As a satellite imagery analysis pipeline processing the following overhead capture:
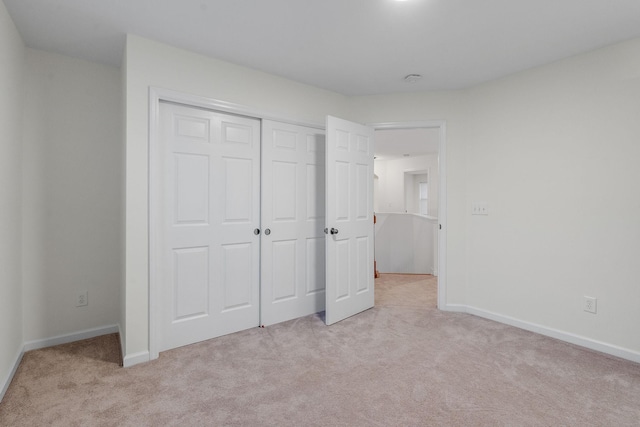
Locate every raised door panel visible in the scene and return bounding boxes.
[271,240,297,301]
[272,161,298,222]
[222,157,253,223]
[306,237,325,295]
[221,243,254,311]
[174,154,210,225]
[172,247,209,320]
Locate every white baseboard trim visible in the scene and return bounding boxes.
[440,303,468,313]
[0,347,24,403]
[2,325,121,403]
[23,324,119,352]
[462,305,640,364]
[123,351,150,368]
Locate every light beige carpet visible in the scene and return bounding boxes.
[2,274,640,426]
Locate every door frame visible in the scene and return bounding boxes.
[148,88,323,360]
[370,121,447,310]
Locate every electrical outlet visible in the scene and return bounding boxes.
[584,296,597,314]
[76,291,88,307]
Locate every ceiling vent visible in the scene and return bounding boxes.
[404,74,422,83]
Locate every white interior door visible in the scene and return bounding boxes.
[260,120,326,325]
[159,102,260,351]
[325,116,375,325]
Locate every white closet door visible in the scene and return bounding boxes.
[159,102,260,351]
[325,116,375,325]
[260,120,326,325]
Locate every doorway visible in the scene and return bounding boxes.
[371,122,447,310]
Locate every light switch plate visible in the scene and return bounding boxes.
[472,202,489,215]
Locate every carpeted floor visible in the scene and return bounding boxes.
[1,274,640,426]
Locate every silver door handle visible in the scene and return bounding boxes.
[254,228,260,235]
[330,228,339,235]
[264,228,271,236]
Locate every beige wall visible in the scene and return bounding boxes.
[0,0,25,399]
[21,49,122,343]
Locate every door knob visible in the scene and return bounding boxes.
[264,228,271,235]
[330,228,339,235]
[254,228,260,235]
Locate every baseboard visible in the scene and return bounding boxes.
[0,347,24,403]
[22,324,119,352]
[19,324,148,369]
[2,324,121,402]
[440,303,468,313]
[463,305,640,364]
[123,350,150,368]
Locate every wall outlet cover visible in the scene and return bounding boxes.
[584,296,597,314]
[76,290,88,307]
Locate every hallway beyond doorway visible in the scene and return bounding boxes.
[375,273,437,309]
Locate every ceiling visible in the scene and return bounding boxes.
[5,0,640,96]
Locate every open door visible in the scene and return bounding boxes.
[325,116,375,325]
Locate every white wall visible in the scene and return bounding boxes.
[462,38,640,354]
[21,49,122,343]
[0,0,24,400]
[404,173,427,215]
[375,213,437,274]
[374,154,439,215]
[124,35,350,363]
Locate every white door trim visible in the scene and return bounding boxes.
[149,87,327,360]
[369,121,448,310]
